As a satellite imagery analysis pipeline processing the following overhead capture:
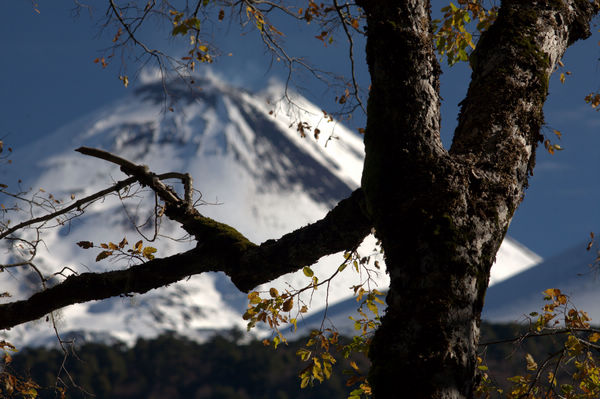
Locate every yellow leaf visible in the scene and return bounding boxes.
[525,353,538,371]
[300,376,310,389]
[589,332,600,343]
[119,75,129,88]
[323,360,332,379]
[367,300,379,315]
[560,72,565,84]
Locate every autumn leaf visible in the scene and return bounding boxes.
[282,297,293,312]
[525,353,538,371]
[96,250,112,262]
[589,332,600,343]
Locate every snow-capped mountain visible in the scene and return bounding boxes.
[0,70,540,347]
[483,241,600,323]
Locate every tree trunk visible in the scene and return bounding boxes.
[358,1,598,398]
[1,1,599,397]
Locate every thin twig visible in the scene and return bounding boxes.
[0,177,137,240]
[333,0,366,114]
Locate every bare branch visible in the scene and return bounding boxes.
[0,176,137,240]
[76,146,185,208]
[332,0,366,114]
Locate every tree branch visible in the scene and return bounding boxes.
[0,146,372,330]
[234,188,371,291]
[451,0,599,172]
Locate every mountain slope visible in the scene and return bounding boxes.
[0,71,539,347]
[483,241,600,323]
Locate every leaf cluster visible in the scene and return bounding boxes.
[0,341,42,399]
[476,289,600,399]
[432,0,497,66]
[76,238,158,263]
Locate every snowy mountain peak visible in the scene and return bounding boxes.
[1,72,539,347]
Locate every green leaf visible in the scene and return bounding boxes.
[302,266,314,277]
[248,291,261,304]
[172,24,189,36]
[142,246,157,260]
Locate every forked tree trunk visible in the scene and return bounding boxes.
[0,1,598,397]
[357,1,598,397]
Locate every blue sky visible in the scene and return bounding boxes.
[1,1,599,259]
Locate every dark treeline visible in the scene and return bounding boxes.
[5,323,577,398]
[8,329,368,399]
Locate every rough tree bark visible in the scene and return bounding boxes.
[1,1,599,399]
[357,0,599,398]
